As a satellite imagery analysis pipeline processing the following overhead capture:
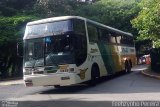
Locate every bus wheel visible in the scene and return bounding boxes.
[90,64,100,86]
[125,60,131,73]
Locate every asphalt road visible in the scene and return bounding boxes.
[1,66,160,107]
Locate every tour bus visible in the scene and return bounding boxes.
[23,16,136,87]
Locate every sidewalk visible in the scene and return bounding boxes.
[131,64,149,72]
[141,68,160,79]
[0,77,24,86]
[132,64,160,79]
[0,77,22,81]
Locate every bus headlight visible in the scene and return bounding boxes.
[69,68,75,73]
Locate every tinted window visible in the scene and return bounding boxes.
[87,23,98,42]
[98,28,110,42]
[25,20,72,39]
[116,35,121,44]
[109,33,116,43]
[45,35,75,66]
[74,34,87,66]
[73,19,86,35]
[98,28,117,44]
[24,38,44,67]
[72,19,87,66]
[120,35,134,46]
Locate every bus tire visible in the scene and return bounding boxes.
[125,60,131,73]
[129,59,132,68]
[90,64,100,86]
[54,85,61,88]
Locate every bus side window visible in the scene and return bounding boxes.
[109,34,116,43]
[129,37,134,46]
[73,19,86,36]
[98,28,110,43]
[87,23,98,42]
[97,28,104,41]
[116,35,121,44]
[120,35,125,44]
[74,34,87,66]
[109,32,116,44]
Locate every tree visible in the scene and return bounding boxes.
[76,0,140,35]
[0,0,142,78]
[0,15,37,78]
[34,0,86,17]
[0,15,37,44]
[132,0,160,47]
[0,0,36,16]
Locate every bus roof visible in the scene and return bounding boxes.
[27,16,133,37]
[86,19,133,37]
[27,16,85,26]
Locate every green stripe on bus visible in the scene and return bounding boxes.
[97,42,115,74]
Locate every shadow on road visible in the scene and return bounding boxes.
[38,70,160,94]
[40,71,130,94]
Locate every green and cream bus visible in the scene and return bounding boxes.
[23,16,136,87]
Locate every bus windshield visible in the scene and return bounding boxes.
[24,38,44,67]
[24,34,76,68]
[24,19,87,68]
[45,35,75,66]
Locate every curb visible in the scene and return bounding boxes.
[0,77,23,86]
[0,79,24,86]
[0,77,22,82]
[141,70,160,79]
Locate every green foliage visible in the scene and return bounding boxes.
[76,0,140,35]
[0,0,36,16]
[0,15,38,45]
[32,0,141,36]
[0,15,38,78]
[0,0,146,78]
[34,0,85,17]
[132,0,160,47]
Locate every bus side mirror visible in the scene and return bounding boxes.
[17,42,23,57]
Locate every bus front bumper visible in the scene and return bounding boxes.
[24,73,80,87]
